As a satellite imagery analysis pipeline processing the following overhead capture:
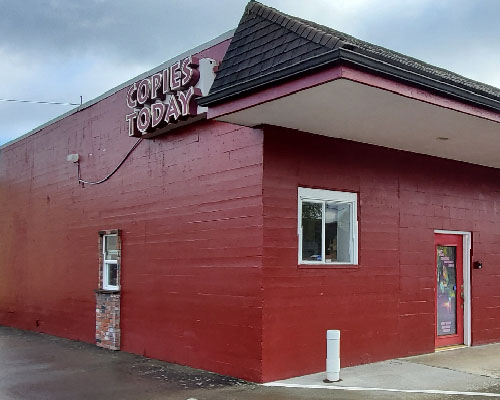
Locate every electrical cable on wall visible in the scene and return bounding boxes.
[77,138,143,185]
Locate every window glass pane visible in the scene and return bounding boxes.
[105,235,117,252]
[106,263,118,288]
[325,202,352,263]
[301,202,323,261]
[104,235,118,260]
[437,246,457,336]
[105,252,118,261]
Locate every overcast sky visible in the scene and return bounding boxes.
[1,0,499,147]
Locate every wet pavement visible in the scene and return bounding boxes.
[1,325,500,399]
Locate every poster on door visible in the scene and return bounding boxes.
[437,246,457,336]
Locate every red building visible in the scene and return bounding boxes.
[1,1,500,383]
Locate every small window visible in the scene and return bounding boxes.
[298,188,358,265]
[102,233,120,290]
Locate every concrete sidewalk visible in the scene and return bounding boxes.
[266,344,500,397]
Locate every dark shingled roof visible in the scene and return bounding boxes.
[199,1,500,111]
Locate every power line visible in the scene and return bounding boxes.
[0,98,81,106]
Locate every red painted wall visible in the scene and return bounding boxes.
[0,38,268,381]
[261,126,500,381]
[0,102,264,380]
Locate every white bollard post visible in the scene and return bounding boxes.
[326,330,341,382]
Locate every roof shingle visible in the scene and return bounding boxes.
[201,1,500,110]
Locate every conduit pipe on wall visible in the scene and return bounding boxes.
[326,330,341,382]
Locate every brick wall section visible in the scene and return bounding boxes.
[95,292,120,350]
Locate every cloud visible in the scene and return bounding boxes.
[0,0,243,64]
[0,0,247,145]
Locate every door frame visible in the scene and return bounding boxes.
[434,230,471,347]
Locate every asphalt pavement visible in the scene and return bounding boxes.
[1,325,499,399]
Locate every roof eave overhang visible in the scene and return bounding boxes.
[199,48,500,113]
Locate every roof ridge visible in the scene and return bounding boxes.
[246,2,500,98]
[246,1,343,49]
[202,2,500,107]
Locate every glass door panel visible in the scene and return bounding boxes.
[436,245,457,336]
[435,233,464,348]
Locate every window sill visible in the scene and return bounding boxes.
[298,264,360,270]
[94,289,121,294]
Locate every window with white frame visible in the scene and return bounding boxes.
[102,234,120,290]
[298,188,358,265]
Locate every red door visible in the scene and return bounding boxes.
[435,234,464,348]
